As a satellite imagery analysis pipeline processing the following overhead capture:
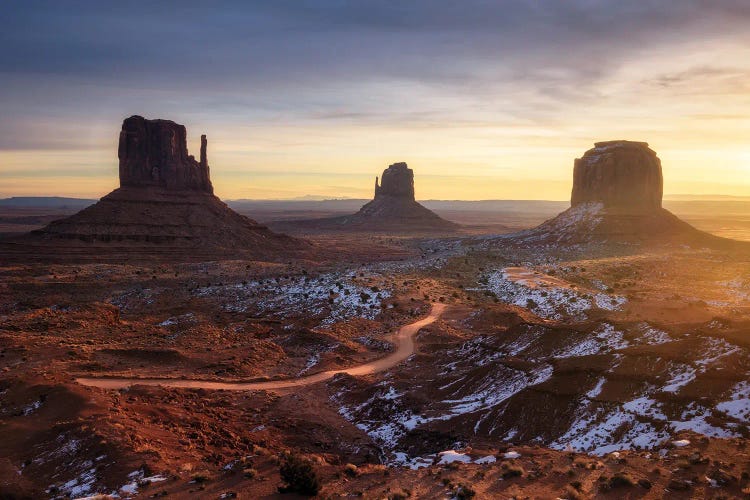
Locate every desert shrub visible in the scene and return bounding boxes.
[344,463,359,477]
[454,483,476,499]
[502,466,524,479]
[191,473,209,483]
[279,454,321,496]
[388,490,411,500]
[561,485,582,500]
[605,473,634,490]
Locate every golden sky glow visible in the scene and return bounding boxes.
[1,2,749,200]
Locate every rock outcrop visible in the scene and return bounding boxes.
[269,162,458,234]
[23,116,310,261]
[571,141,662,213]
[118,116,213,193]
[511,141,721,246]
[338,162,457,231]
[374,162,415,200]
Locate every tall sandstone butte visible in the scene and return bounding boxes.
[118,115,213,193]
[25,116,309,261]
[571,140,663,213]
[512,140,724,246]
[374,162,415,200]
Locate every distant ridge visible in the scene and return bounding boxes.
[663,194,750,201]
[0,197,97,208]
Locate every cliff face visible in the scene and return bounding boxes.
[571,141,662,213]
[118,115,213,193]
[375,162,415,200]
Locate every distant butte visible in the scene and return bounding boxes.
[512,141,728,246]
[268,162,458,234]
[15,116,311,261]
[341,162,458,231]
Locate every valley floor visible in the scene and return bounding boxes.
[2,228,750,498]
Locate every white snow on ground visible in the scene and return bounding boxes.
[335,365,555,464]
[440,335,512,376]
[438,450,472,464]
[55,464,97,498]
[672,403,734,437]
[662,337,740,394]
[662,364,697,393]
[635,323,672,345]
[552,327,750,454]
[478,267,625,321]
[716,381,750,421]
[443,365,553,418]
[480,269,591,320]
[591,279,608,291]
[553,337,600,358]
[594,324,629,351]
[504,328,540,357]
[595,293,628,311]
[392,453,435,469]
[503,451,521,459]
[586,378,606,398]
[695,337,740,366]
[553,323,627,358]
[118,470,168,497]
[109,287,158,310]
[157,313,195,327]
[298,353,320,375]
[22,399,42,416]
[622,397,668,420]
[392,451,497,469]
[554,388,742,455]
[194,273,391,326]
[551,404,670,455]
[512,202,604,243]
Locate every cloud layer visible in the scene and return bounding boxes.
[2,1,750,198]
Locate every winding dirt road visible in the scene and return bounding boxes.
[76,303,446,391]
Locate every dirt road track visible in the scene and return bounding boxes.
[75,303,446,391]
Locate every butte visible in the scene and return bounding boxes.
[278,162,458,233]
[2,116,310,262]
[512,140,739,247]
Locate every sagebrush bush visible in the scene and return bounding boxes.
[279,454,321,496]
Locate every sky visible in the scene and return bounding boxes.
[1,1,750,200]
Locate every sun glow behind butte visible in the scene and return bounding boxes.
[0,2,749,200]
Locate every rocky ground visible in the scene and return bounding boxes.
[2,227,750,498]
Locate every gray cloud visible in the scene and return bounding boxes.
[3,1,750,151]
